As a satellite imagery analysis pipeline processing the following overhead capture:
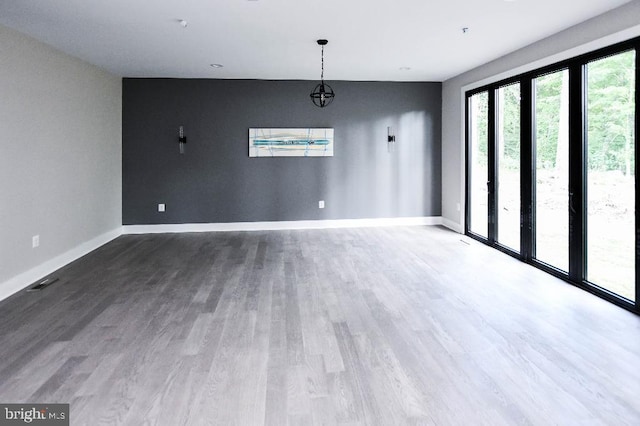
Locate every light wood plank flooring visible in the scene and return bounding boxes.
[1,226,639,425]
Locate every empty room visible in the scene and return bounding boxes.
[1,1,640,425]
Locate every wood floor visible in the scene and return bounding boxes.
[1,226,639,425]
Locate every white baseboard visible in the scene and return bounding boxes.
[0,227,123,303]
[123,216,443,234]
[442,218,464,234]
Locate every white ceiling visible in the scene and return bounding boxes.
[0,0,633,82]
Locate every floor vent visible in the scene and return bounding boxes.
[27,277,59,292]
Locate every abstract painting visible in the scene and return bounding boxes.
[249,128,334,157]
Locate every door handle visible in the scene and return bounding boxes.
[569,192,576,214]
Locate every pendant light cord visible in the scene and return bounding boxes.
[321,45,324,82]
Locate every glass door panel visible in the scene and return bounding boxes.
[586,50,636,300]
[469,92,489,238]
[534,70,569,271]
[496,83,521,251]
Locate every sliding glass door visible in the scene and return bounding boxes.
[533,70,569,271]
[467,84,521,253]
[585,50,636,301]
[496,83,521,252]
[465,38,639,312]
[468,92,489,239]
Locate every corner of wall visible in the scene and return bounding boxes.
[0,227,123,303]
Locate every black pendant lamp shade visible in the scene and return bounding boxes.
[310,39,335,108]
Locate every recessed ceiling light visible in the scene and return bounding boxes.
[399,67,411,71]
[210,64,224,68]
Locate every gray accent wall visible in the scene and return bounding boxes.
[441,1,640,231]
[0,24,122,288]
[123,79,441,224]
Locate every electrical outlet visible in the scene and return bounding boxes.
[32,235,40,248]
[319,200,325,209]
[158,203,166,212]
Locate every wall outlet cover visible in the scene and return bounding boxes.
[319,200,325,209]
[158,204,166,212]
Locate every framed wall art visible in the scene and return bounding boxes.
[249,128,334,157]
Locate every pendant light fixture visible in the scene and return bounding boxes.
[310,39,335,108]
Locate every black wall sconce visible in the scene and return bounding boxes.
[388,126,396,152]
[178,126,187,154]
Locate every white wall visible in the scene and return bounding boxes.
[441,1,640,232]
[0,25,122,298]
